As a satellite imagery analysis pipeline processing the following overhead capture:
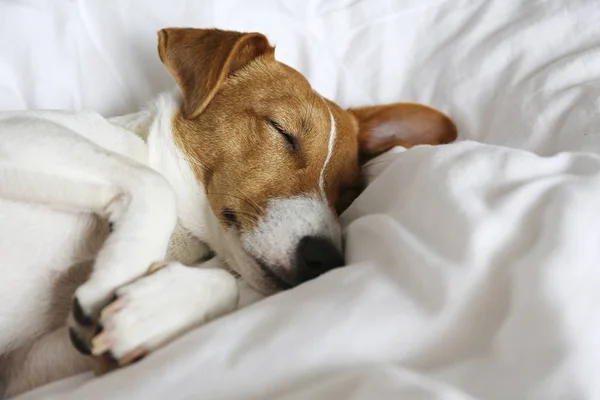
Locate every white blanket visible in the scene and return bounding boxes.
[3,0,600,399]
[15,141,600,399]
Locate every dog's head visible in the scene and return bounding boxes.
[158,28,457,294]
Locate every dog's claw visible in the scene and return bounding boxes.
[91,332,112,356]
[118,347,148,366]
[91,297,125,356]
[100,298,125,319]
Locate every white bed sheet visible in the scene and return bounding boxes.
[2,0,600,399]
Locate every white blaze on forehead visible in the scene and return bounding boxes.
[241,196,341,270]
[318,97,337,197]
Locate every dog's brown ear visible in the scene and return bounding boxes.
[158,28,274,119]
[349,103,458,162]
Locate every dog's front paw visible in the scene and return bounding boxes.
[67,260,173,356]
[88,262,238,366]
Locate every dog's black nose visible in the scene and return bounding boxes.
[296,236,345,282]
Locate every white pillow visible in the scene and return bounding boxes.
[1,0,598,154]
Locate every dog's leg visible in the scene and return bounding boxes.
[0,122,177,352]
[88,257,238,365]
[68,159,176,325]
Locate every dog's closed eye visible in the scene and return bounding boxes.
[222,208,239,228]
[268,119,297,151]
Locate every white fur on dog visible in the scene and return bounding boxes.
[99,260,238,359]
[318,99,337,197]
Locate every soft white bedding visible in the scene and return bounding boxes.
[2,0,600,399]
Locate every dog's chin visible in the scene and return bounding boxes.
[224,249,294,295]
[229,258,294,296]
[215,227,296,295]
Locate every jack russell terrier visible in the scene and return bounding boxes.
[0,28,457,397]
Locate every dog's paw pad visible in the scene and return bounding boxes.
[72,297,93,326]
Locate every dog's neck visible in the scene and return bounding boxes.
[109,92,223,263]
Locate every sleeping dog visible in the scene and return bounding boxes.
[0,28,456,397]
